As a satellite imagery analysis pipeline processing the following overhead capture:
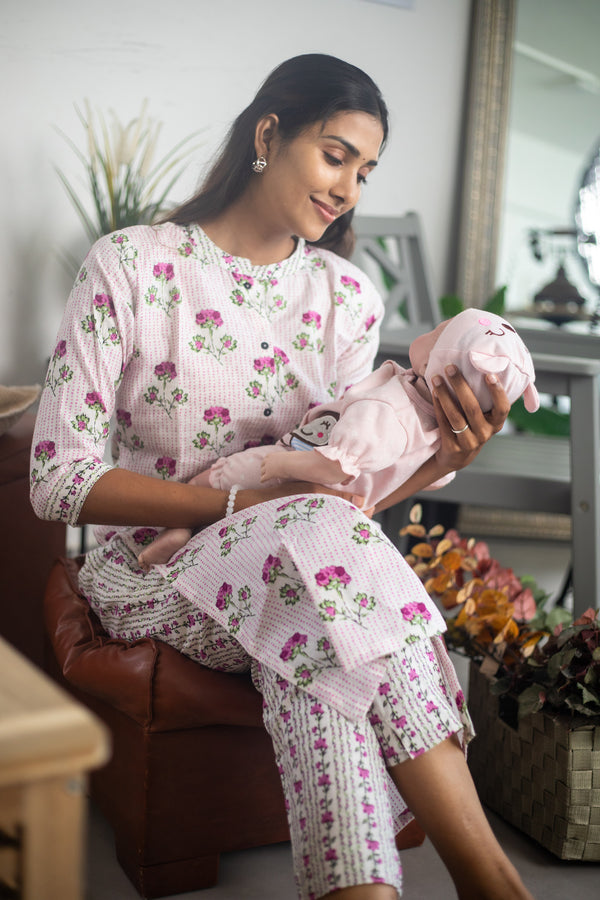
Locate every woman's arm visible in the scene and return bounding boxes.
[78,466,366,527]
[374,366,510,513]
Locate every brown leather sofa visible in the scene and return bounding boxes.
[45,556,425,899]
[45,555,290,898]
[0,413,65,668]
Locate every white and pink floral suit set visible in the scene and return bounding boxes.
[31,224,536,899]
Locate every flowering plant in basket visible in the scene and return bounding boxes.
[401,504,600,722]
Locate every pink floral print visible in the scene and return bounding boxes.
[144,361,188,417]
[189,308,238,363]
[144,262,181,315]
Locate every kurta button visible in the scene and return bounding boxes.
[261,341,269,349]
[264,408,272,416]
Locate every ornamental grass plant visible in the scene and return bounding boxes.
[402,504,600,723]
[56,100,202,246]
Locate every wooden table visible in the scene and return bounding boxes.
[0,637,110,899]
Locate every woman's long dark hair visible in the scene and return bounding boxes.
[164,54,389,258]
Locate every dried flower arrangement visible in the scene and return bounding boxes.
[402,504,600,722]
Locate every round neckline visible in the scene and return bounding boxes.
[191,224,307,277]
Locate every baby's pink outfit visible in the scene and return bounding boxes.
[208,308,540,508]
[209,360,444,508]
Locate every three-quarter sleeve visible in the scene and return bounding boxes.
[30,235,134,524]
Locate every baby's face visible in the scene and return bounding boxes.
[293,413,339,446]
[409,320,450,375]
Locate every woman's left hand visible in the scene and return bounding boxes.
[431,365,510,472]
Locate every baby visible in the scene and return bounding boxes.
[138,308,539,569]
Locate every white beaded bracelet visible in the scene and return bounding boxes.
[226,484,241,517]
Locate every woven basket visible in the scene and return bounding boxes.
[467,661,600,861]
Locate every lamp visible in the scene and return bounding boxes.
[532,262,588,326]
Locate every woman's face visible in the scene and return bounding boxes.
[254,110,384,243]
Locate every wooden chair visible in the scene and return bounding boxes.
[352,214,600,616]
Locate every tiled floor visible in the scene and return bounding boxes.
[84,535,600,899]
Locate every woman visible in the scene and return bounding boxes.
[31,55,534,900]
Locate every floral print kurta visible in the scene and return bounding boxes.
[31,223,448,722]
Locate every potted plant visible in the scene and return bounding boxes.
[401,504,600,861]
[56,101,203,272]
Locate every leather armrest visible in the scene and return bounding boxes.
[44,557,264,732]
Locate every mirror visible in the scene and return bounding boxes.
[457,0,600,336]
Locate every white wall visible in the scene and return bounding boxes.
[0,0,470,385]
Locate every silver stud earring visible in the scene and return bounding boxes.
[252,155,267,174]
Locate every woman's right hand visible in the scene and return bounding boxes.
[431,365,510,473]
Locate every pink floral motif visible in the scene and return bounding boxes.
[155,456,176,478]
[53,339,67,359]
[401,601,432,623]
[280,632,308,661]
[34,440,56,461]
[116,409,131,428]
[254,357,275,374]
[133,527,159,546]
[216,583,232,610]
[195,309,223,327]
[203,406,231,426]
[262,555,283,584]
[154,361,177,381]
[232,270,254,287]
[302,310,322,329]
[153,263,175,281]
[341,275,361,293]
[315,566,352,588]
[85,391,106,412]
[93,293,116,316]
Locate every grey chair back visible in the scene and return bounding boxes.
[352,213,440,333]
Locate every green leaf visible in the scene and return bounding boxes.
[484,285,506,315]
[508,398,570,436]
[547,647,577,682]
[579,684,598,704]
[517,683,545,718]
[545,607,574,632]
[439,294,464,318]
[564,694,600,716]
[489,675,513,695]
[527,610,546,630]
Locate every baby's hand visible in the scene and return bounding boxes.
[261,455,282,482]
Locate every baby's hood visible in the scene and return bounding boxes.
[424,308,540,413]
